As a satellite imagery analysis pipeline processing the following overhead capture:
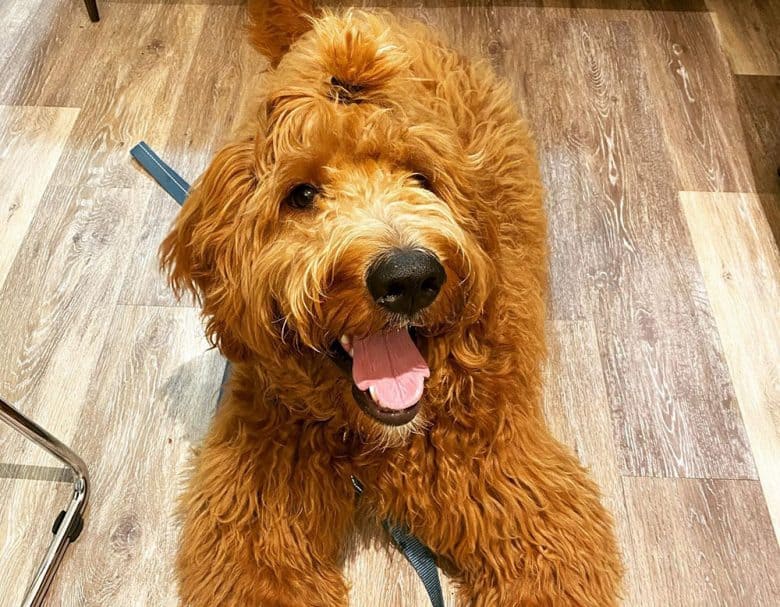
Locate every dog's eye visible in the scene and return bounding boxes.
[411,173,433,191]
[286,184,319,209]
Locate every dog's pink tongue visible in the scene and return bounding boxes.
[352,329,430,410]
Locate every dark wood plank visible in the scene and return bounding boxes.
[623,477,780,606]
[500,9,754,478]
[634,11,755,192]
[734,75,780,243]
[760,192,780,252]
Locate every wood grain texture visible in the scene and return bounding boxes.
[344,527,458,606]
[42,305,223,606]
[634,11,755,192]
[0,0,47,77]
[546,0,706,7]
[0,464,70,482]
[0,0,107,107]
[43,3,207,190]
[542,321,638,604]
[0,478,73,607]
[680,191,780,541]
[114,0,243,5]
[707,0,780,76]
[118,188,194,308]
[330,1,707,9]
[734,75,780,207]
[501,9,754,478]
[119,5,265,307]
[623,477,780,606]
[1,2,778,606]
[0,105,79,289]
[0,186,151,469]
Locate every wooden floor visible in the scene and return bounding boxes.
[1,1,778,605]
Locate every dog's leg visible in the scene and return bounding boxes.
[176,397,354,607]
[392,420,623,607]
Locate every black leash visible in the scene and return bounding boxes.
[131,142,445,607]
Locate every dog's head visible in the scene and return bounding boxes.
[161,11,515,439]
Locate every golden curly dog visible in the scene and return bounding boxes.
[161,1,622,605]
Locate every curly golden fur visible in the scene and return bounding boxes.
[161,1,623,605]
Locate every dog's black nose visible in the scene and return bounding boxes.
[367,249,446,315]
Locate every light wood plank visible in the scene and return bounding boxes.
[331,1,708,9]
[0,464,70,482]
[0,187,152,469]
[0,478,73,607]
[622,477,780,606]
[680,191,780,541]
[0,105,79,289]
[114,0,243,5]
[543,320,637,603]
[39,305,223,605]
[42,3,207,190]
[0,0,47,77]
[0,1,63,104]
[541,0,707,7]
[707,0,780,76]
[120,5,265,307]
[0,0,106,107]
[345,526,458,607]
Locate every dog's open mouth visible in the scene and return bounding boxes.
[329,327,429,426]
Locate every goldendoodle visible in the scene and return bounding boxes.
[161,1,623,605]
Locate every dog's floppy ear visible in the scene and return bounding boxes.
[160,140,258,361]
[247,0,318,66]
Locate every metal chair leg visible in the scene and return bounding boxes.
[83,0,99,23]
[0,397,89,607]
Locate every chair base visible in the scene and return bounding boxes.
[0,397,89,607]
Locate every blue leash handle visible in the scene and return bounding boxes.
[130,142,232,400]
[132,141,446,607]
[131,141,190,205]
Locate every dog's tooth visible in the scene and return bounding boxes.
[369,386,379,403]
[340,334,351,349]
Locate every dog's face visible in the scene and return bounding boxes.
[162,12,498,438]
